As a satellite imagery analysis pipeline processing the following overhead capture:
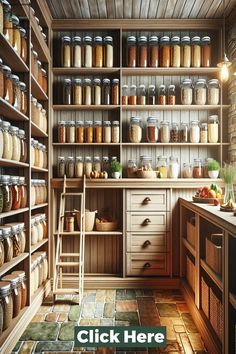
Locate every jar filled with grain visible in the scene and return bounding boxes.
[36,216,43,241]
[72,36,81,67]
[191,36,201,67]
[85,120,93,143]
[0,281,13,331]
[149,36,158,67]
[33,140,39,167]
[138,36,147,67]
[76,120,84,143]
[19,28,27,63]
[94,120,102,143]
[112,78,119,105]
[58,121,66,143]
[0,230,4,267]
[129,117,142,143]
[57,156,65,178]
[103,120,111,143]
[72,78,82,105]
[42,109,47,133]
[181,36,191,67]
[10,125,20,161]
[127,159,138,178]
[41,251,48,282]
[36,102,43,131]
[84,156,92,177]
[3,0,13,45]
[146,117,158,143]
[193,158,203,178]
[104,36,113,67]
[63,78,72,105]
[11,271,27,309]
[0,179,3,214]
[83,36,92,67]
[75,156,83,177]
[61,36,71,67]
[181,79,193,105]
[31,96,37,124]
[19,81,27,115]
[129,84,137,105]
[183,163,193,178]
[1,226,13,262]
[208,79,220,105]
[0,58,4,98]
[94,36,103,67]
[201,36,211,67]
[159,121,170,143]
[156,156,168,178]
[170,123,179,142]
[66,121,75,143]
[200,123,208,143]
[9,223,21,257]
[102,78,110,105]
[122,84,128,105]
[92,78,101,105]
[83,78,92,105]
[1,174,12,213]
[19,177,27,209]
[160,36,170,67]
[41,68,47,94]
[93,156,101,172]
[180,123,188,143]
[12,15,21,56]
[12,75,21,110]
[30,180,35,206]
[137,84,146,105]
[194,79,206,105]
[41,214,47,239]
[127,36,136,67]
[10,176,21,210]
[190,120,200,143]
[159,84,166,105]
[66,156,75,178]
[169,156,179,178]
[171,36,180,67]
[112,121,120,143]
[208,115,219,143]
[2,120,13,160]
[168,84,176,105]
[3,65,13,104]
[38,143,44,168]
[147,84,156,105]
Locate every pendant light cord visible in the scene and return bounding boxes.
[223,0,226,57]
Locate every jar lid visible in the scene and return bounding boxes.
[18,129,25,137]
[76,156,83,161]
[0,175,10,184]
[12,14,20,25]
[58,156,65,160]
[31,97,37,104]
[103,120,111,125]
[111,156,117,160]
[73,36,81,42]
[2,0,11,11]
[94,36,102,42]
[191,120,199,124]
[168,84,175,89]
[10,223,20,233]
[85,156,92,161]
[130,117,141,123]
[19,81,26,90]
[10,176,19,184]
[41,68,47,75]
[37,60,42,66]
[32,50,38,57]
[93,78,101,84]
[83,36,92,42]
[148,84,155,88]
[94,156,100,161]
[19,176,25,184]
[68,120,75,125]
[147,117,157,123]
[2,65,11,73]
[104,36,113,42]
[208,79,219,85]
[0,281,11,295]
[122,84,128,88]
[149,36,158,42]
[31,217,36,226]
[19,28,26,36]
[159,84,166,89]
[103,78,110,84]
[138,36,147,42]
[191,36,201,43]
[112,78,119,84]
[195,78,206,84]
[172,122,179,127]
[160,36,170,42]
[0,226,12,236]
[160,121,169,125]
[59,120,66,125]
[12,270,26,281]
[170,156,178,161]
[94,120,102,125]
[181,79,192,84]
[83,78,91,84]
[34,16,40,24]
[130,84,137,88]
[181,122,188,127]
[112,120,119,125]
[194,158,202,162]
[127,36,136,42]
[64,78,71,84]
[171,36,180,42]
[76,120,84,126]
[181,36,190,43]
[85,120,93,125]
[11,74,20,82]
[157,155,167,160]
[73,78,82,84]
[10,125,19,134]
[201,122,208,127]
[140,155,152,160]
[67,156,74,160]
[62,36,71,42]
[17,222,25,231]
[201,36,211,42]
[209,115,219,122]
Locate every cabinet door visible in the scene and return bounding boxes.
[126,189,170,212]
[126,253,169,276]
[126,212,169,232]
[126,232,169,252]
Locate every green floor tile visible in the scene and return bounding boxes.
[12,341,23,353]
[68,305,81,321]
[34,341,74,353]
[58,322,77,341]
[20,323,59,341]
[115,312,139,325]
[116,289,126,300]
[156,303,180,317]
[126,289,136,300]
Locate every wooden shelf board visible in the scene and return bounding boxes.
[53,143,120,146]
[53,67,120,74]
[229,292,236,310]
[122,67,220,75]
[182,238,196,257]
[0,33,29,72]
[0,98,29,122]
[122,142,222,146]
[54,231,122,236]
[0,253,29,277]
[31,166,48,173]
[30,17,50,62]
[0,207,29,219]
[31,239,48,253]
[200,259,223,291]
[122,104,229,110]
[0,158,29,168]
[31,122,48,138]
[30,279,51,302]
[53,105,120,111]
[31,75,48,100]
[31,203,48,210]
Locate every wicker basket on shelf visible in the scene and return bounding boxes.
[201,277,210,319]
[210,288,223,342]
[205,234,222,275]
[187,217,196,247]
[186,256,195,292]
[95,220,118,231]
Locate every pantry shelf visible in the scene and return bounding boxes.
[0,159,29,168]
[53,143,121,146]
[0,98,29,122]
[31,75,48,101]
[182,238,196,257]
[31,203,48,210]
[0,253,29,278]
[31,239,49,253]
[122,67,220,76]
[54,231,122,236]
[31,122,48,138]
[229,292,236,310]
[53,67,121,75]
[200,259,223,291]
[122,105,230,110]
[53,105,120,110]
[0,207,29,219]
[122,142,222,146]
[31,166,49,172]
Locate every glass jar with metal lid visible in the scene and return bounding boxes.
[33,139,39,167]
[83,78,92,105]
[2,120,13,160]
[156,156,168,178]
[83,36,92,67]
[19,129,27,163]
[191,36,201,67]
[208,115,219,143]
[12,14,21,55]
[169,156,179,178]
[138,36,147,67]
[181,36,191,67]
[170,122,179,142]
[181,79,193,105]
[208,79,220,105]
[159,84,166,105]
[0,118,3,159]
[147,84,156,105]
[6,223,21,257]
[0,225,13,262]
[127,160,138,178]
[41,251,48,282]
[94,120,102,143]
[33,254,43,286]
[30,258,36,295]
[35,215,43,241]
[42,109,47,133]
[200,123,208,143]
[66,156,75,178]
[41,68,47,94]
[75,156,83,177]
[0,1,3,33]
[19,81,27,115]
[104,36,113,67]
[1,175,12,212]
[3,65,13,104]
[76,120,84,143]
[19,28,27,63]
[93,156,101,172]
[61,36,71,67]
[190,120,200,143]
[103,120,111,143]
[37,60,43,87]
[10,125,20,161]
[129,117,142,143]
[0,175,3,213]
[0,281,13,330]
[38,143,44,168]
[129,84,137,105]
[201,36,211,67]
[160,36,170,67]
[57,156,65,178]
[137,84,146,105]
[0,58,3,98]
[31,96,37,123]
[112,79,119,105]
[194,79,207,105]
[30,180,36,206]
[102,156,110,172]
[30,138,35,166]
[182,162,193,178]
[58,121,66,143]
[139,156,153,171]
[112,121,120,143]
[17,222,26,253]
[122,84,128,105]
[127,36,136,67]
[31,217,38,245]
[193,158,203,178]
[85,120,93,143]
[72,36,81,67]
[41,214,47,239]
[159,121,170,143]
[171,36,180,67]
[11,270,27,309]
[66,120,75,143]
[146,117,158,143]
[36,102,43,130]
[149,36,158,67]
[2,0,13,45]
[10,176,21,210]
[31,257,39,292]
[94,36,103,67]
[72,78,82,105]
[0,230,4,267]
[32,50,38,78]
[92,78,101,105]
[102,78,110,105]
[63,78,72,105]
[19,176,27,208]
[84,156,92,178]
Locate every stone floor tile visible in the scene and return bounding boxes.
[137,297,160,326]
[83,294,96,303]
[126,289,136,300]
[177,303,190,313]
[95,302,104,318]
[34,341,74,353]
[104,303,115,318]
[72,295,81,304]
[45,312,59,322]
[57,312,68,322]
[96,347,115,354]
[116,300,138,312]
[135,289,144,297]
[31,314,45,322]
[20,323,59,341]
[174,325,186,333]
[188,333,205,351]
[89,319,101,325]
[105,290,116,302]
[181,313,198,333]
[53,304,71,312]
[79,318,91,325]
[18,341,36,354]
[154,290,184,304]
[69,305,81,321]
[58,322,77,341]
[115,312,139,325]
[143,289,154,296]
[100,318,114,325]
[38,305,52,314]
[82,303,95,318]
[159,341,180,352]
[12,341,23,353]
[156,303,180,317]
[116,289,126,300]
[179,333,194,354]
[172,318,184,325]
[95,290,106,302]
[115,320,130,326]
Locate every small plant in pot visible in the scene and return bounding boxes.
[110,160,122,179]
[207,159,220,178]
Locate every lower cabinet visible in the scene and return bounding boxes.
[126,253,170,276]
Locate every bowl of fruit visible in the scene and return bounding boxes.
[95,216,118,231]
[193,184,224,205]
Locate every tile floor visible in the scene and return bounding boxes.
[12,289,207,354]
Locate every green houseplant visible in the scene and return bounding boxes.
[207,159,220,178]
[220,163,236,203]
[110,160,122,179]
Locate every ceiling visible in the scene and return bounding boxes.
[47,0,236,19]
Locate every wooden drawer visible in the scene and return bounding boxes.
[126,189,169,212]
[126,232,169,252]
[126,253,169,276]
[126,212,169,232]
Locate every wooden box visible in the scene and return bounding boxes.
[210,289,223,342]
[201,277,210,319]
[206,234,222,275]
[187,217,196,247]
[186,255,195,292]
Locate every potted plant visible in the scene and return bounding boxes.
[207,159,220,178]
[110,160,122,179]
[220,163,236,204]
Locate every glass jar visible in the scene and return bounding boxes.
[33,140,39,167]
[180,123,188,143]
[61,36,71,67]
[18,222,26,252]
[103,120,111,143]
[208,79,220,105]
[72,36,81,67]
[30,138,35,166]
[3,0,13,45]
[0,179,3,213]
[2,120,13,160]
[85,120,93,143]
[149,36,158,67]
[84,156,92,178]
[160,36,170,67]
[122,85,128,105]
[83,78,92,105]
[190,120,200,143]
[36,216,43,241]
[138,36,147,67]
[19,177,27,208]
[159,84,166,105]
[200,123,208,143]
[94,36,103,68]
[0,281,13,330]
[9,224,21,257]
[3,65,13,104]
[66,156,75,178]
[129,117,142,143]
[72,78,82,105]
[11,271,27,309]
[75,156,83,177]
[41,69,47,94]
[148,84,156,105]
[129,84,137,105]
[41,251,48,282]
[156,156,168,178]
[31,96,37,125]
[170,123,179,142]
[93,156,101,172]
[181,79,193,105]
[201,36,211,67]
[146,117,158,143]
[1,226,13,262]
[57,156,65,178]
[32,50,38,78]
[94,120,102,143]
[0,58,3,98]
[12,75,21,110]
[208,115,219,143]
[127,36,136,67]
[137,84,146,105]
[10,125,20,161]
[30,180,35,206]
[181,36,191,67]
[42,109,47,133]
[18,129,27,163]
[104,36,113,67]
[0,0,3,33]
[38,143,44,168]
[193,158,203,178]
[20,28,27,63]
[159,121,170,143]
[93,78,101,105]
[168,85,176,105]
[11,176,21,210]
[102,78,110,105]
[194,79,206,105]
[169,156,179,178]
[0,119,3,158]
[63,78,72,105]
[171,36,180,67]
[183,163,193,178]
[41,214,47,239]
[66,121,75,143]
[58,121,66,143]
[30,259,36,295]
[127,159,137,178]
[1,175,12,212]
[83,36,92,68]
[42,145,47,169]
[12,15,21,56]
[19,81,27,115]
[0,231,4,267]
[191,36,201,67]
[112,121,120,143]
[112,79,119,105]
[102,156,110,172]
[139,156,153,171]
[76,120,84,143]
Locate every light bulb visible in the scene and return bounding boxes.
[220,62,229,82]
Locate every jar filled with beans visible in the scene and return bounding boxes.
[170,123,179,142]
[127,36,136,67]
[10,176,21,210]
[138,36,147,67]
[58,121,66,143]
[149,36,158,67]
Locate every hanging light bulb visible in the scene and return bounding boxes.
[217,54,232,82]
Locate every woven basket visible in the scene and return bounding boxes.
[201,277,209,319]
[76,210,96,232]
[206,234,222,275]
[186,256,195,292]
[95,220,118,231]
[210,288,223,341]
[187,217,196,247]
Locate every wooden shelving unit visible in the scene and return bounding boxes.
[0,98,29,122]
[0,159,29,168]
[31,239,49,253]
[0,33,29,72]
[31,121,48,138]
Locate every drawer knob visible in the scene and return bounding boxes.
[143,218,151,225]
[143,240,151,247]
[143,197,151,204]
[144,262,151,269]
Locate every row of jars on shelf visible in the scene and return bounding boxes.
[63,77,119,105]
[0,119,27,162]
[30,139,48,169]
[31,251,48,297]
[31,96,48,133]
[58,120,120,144]
[30,179,47,207]
[0,270,27,335]
[30,45,48,94]
[0,60,27,114]
[0,223,26,264]
[122,78,220,106]
[129,116,219,143]
[62,35,114,68]
[31,213,47,246]
[0,175,27,213]
[29,6,47,42]
[127,35,211,68]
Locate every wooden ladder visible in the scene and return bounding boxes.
[53,175,85,303]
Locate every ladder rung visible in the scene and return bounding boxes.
[60,253,80,257]
[57,261,81,266]
[53,289,80,295]
[62,193,83,196]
